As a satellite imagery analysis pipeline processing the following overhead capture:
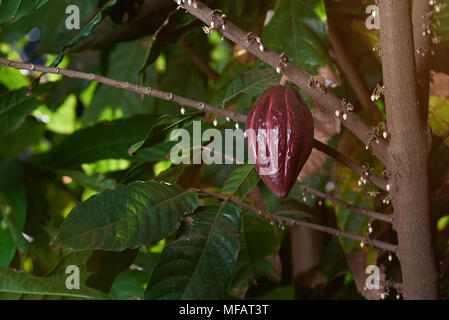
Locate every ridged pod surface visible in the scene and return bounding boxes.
[246,85,314,198]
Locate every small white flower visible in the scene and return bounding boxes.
[335,110,340,117]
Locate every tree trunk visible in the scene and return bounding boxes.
[378,0,439,299]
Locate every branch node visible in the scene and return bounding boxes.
[276,52,289,74]
[306,76,327,93]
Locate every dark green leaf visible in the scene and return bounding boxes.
[228,211,280,298]
[0,159,26,267]
[145,202,240,299]
[109,269,150,300]
[45,250,93,284]
[0,0,48,24]
[216,69,281,107]
[0,266,109,299]
[0,88,42,134]
[129,112,202,156]
[37,114,160,168]
[222,164,260,199]
[85,249,138,293]
[55,181,198,250]
[262,0,329,71]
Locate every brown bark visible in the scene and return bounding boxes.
[378,0,439,299]
[413,0,433,121]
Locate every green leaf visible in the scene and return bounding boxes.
[0,0,48,24]
[37,114,160,168]
[109,269,150,300]
[0,266,109,300]
[129,112,202,156]
[0,117,45,158]
[262,0,329,71]
[0,88,42,134]
[228,211,280,298]
[0,159,27,267]
[45,250,93,284]
[85,249,138,293]
[55,181,198,251]
[222,164,260,199]
[145,202,241,300]
[216,69,281,106]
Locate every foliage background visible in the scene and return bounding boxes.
[0,0,448,300]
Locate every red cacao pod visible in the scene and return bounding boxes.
[246,85,314,198]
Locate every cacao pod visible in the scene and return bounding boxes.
[246,85,314,198]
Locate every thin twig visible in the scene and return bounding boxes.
[296,184,393,224]
[314,140,388,191]
[192,188,398,252]
[0,57,245,123]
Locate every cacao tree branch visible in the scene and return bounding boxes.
[296,184,393,224]
[379,0,439,299]
[0,57,387,191]
[193,189,398,253]
[313,140,388,191]
[0,57,245,123]
[174,0,390,166]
